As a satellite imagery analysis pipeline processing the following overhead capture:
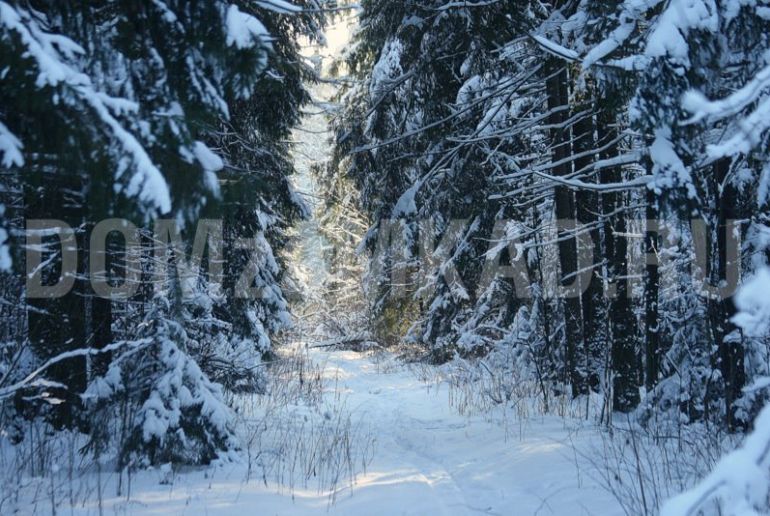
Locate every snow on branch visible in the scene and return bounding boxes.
[226,5,273,50]
[582,0,717,69]
[649,128,698,199]
[80,88,172,213]
[0,2,172,214]
[700,93,770,158]
[733,269,770,339]
[0,120,23,167]
[644,0,717,65]
[582,16,637,68]
[0,339,150,401]
[683,65,770,124]
[255,0,302,14]
[530,34,578,62]
[532,170,654,192]
[436,0,505,10]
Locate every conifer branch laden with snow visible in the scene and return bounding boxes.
[0,0,326,467]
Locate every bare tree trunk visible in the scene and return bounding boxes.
[711,158,745,431]
[26,169,87,428]
[574,96,605,394]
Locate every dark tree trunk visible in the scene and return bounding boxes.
[545,57,584,396]
[86,222,113,380]
[711,158,745,431]
[574,99,604,393]
[24,158,114,428]
[25,170,88,427]
[597,109,640,413]
[644,188,660,391]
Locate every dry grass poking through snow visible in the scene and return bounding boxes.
[0,343,376,513]
[412,348,743,516]
[233,344,376,503]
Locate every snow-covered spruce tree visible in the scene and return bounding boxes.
[0,0,275,425]
[582,0,770,428]
[330,0,551,358]
[91,3,324,462]
[1,0,326,459]
[85,286,239,467]
[661,276,770,514]
[679,1,770,428]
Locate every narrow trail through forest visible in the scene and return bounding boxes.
[288,346,621,515]
[259,29,624,515]
[99,345,620,515]
[57,33,623,515]
[72,27,624,515]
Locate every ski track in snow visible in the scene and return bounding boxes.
[84,347,622,515]
[304,349,622,516]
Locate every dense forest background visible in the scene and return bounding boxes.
[322,0,770,431]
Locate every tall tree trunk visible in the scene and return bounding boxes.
[644,188,660,391]
[545,57,584,396]
[711,158,745,431]
[597,109,640,413]
[26,169,87,428]
[86,222,113,381]
[574,98,604,393]
[25,161,114,428]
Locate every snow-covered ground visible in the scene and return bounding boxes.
[42,346,621,515]
[12,344,621,516]
[287,347,623,516]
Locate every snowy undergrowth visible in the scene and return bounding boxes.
[0,344,375,514]
[588,420,739,516]
[413,346,748,516]
[231,344,375,501]
[424,342,601,431]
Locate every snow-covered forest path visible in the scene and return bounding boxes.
[268,23,622,515]
[278,345,622,516]
[99,346,621,515]
[62,49,621,513]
